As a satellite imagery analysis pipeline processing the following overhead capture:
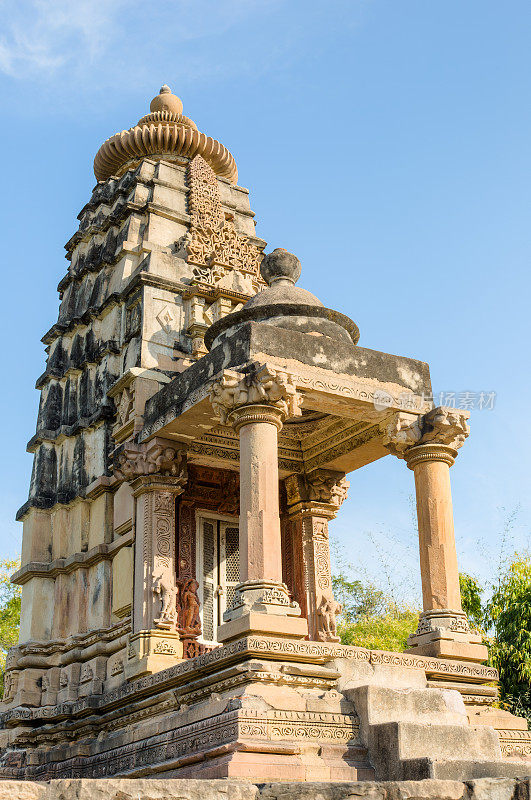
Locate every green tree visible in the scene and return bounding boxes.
[459,572,484,630]
[0,559,21,695]
[332,572,387,623]
[484,554,531,721]
[337,608,419,652]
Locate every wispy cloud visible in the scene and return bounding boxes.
[0,0,281,80]
[0,0,126,77]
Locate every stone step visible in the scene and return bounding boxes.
[351,685,469,727]
[368,721,502,780]
[401,758,531,781]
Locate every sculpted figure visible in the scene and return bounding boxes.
[317,596,342,641]
[180,578,201,634]
[153,572,177,626]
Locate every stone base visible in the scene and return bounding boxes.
[217,613,308,642]
[406,639,489,662]
[406,609,488,663]
[0,637,529,781]
[125,629,183,679]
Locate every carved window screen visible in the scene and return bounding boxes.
[196,513,240,644]
[219,523,240,619]
[200,518,216,643]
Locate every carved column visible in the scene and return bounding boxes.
[384,407,487,662]
[209,364,308,642]
[284,470,348,642]
[113,438,188,678]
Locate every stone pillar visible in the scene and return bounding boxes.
[209,365,308,642]
[284,470,349,642]
[112,438,188,678]
[384,407,487,662]
[236,404,284,584]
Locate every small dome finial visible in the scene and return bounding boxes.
[260,248,302,287]
[150,85,183,116]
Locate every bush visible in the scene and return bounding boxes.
[338,609,419,651]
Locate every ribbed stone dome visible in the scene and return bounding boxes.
[204,248,359,350]
[94,85,238,183]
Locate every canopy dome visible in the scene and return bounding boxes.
[94,85,238,183]
[204,248,360,350]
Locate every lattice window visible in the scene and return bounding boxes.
[197,514,240,643]
[201,519,215,642]
[223,525,240,614]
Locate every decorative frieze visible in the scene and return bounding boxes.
[186,155,265,291]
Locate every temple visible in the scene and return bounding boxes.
[1,86,530,781]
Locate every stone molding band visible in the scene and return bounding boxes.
[405,443,457,469]
[11,531,134,586]
[227,404,285,432]
[0,634,499,728]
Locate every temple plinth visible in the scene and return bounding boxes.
[1,86,529,782]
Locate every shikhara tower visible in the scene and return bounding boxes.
[1,86,530,780]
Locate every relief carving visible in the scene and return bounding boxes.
[383,406,470,459]
[178,577,201,636]
[285,470,349,510]
[113,440,187,484]
[317,596,342,642]
[116,385,134,428]
[186,155,264,290]
[209,364,302,425]
[383,412,422,458]
[306,470,349,507]
[421,406,470,450]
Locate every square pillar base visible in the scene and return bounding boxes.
[406,638,489,662]
[217,612,309,643]
[406,610,487,663]
[125,629,183,680]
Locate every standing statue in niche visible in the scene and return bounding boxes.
[153,572,178,628]
[179,578,201,636]
[317,596,342,642]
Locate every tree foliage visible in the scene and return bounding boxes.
[459,572,484,630]
[333,566,419,651]
[484,555,531,719]
[338,609,419,652]
[0,559,21,695]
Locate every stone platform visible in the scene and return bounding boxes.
[0,638,529,782]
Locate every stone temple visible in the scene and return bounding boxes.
[1,85,530,783]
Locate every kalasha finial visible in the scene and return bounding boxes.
[260,248,302,287]
[150,84,183,116]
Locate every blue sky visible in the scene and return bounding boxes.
[1,0,530,602]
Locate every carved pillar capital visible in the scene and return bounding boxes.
[285,469,349,519]
[113,438,188,488]
[228,404,285,433]
[383,407,470,465]
[208,363,303,429]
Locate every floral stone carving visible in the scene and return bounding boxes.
[209,364,303,426]
[384,406,469,459]
[113,440,187,484]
